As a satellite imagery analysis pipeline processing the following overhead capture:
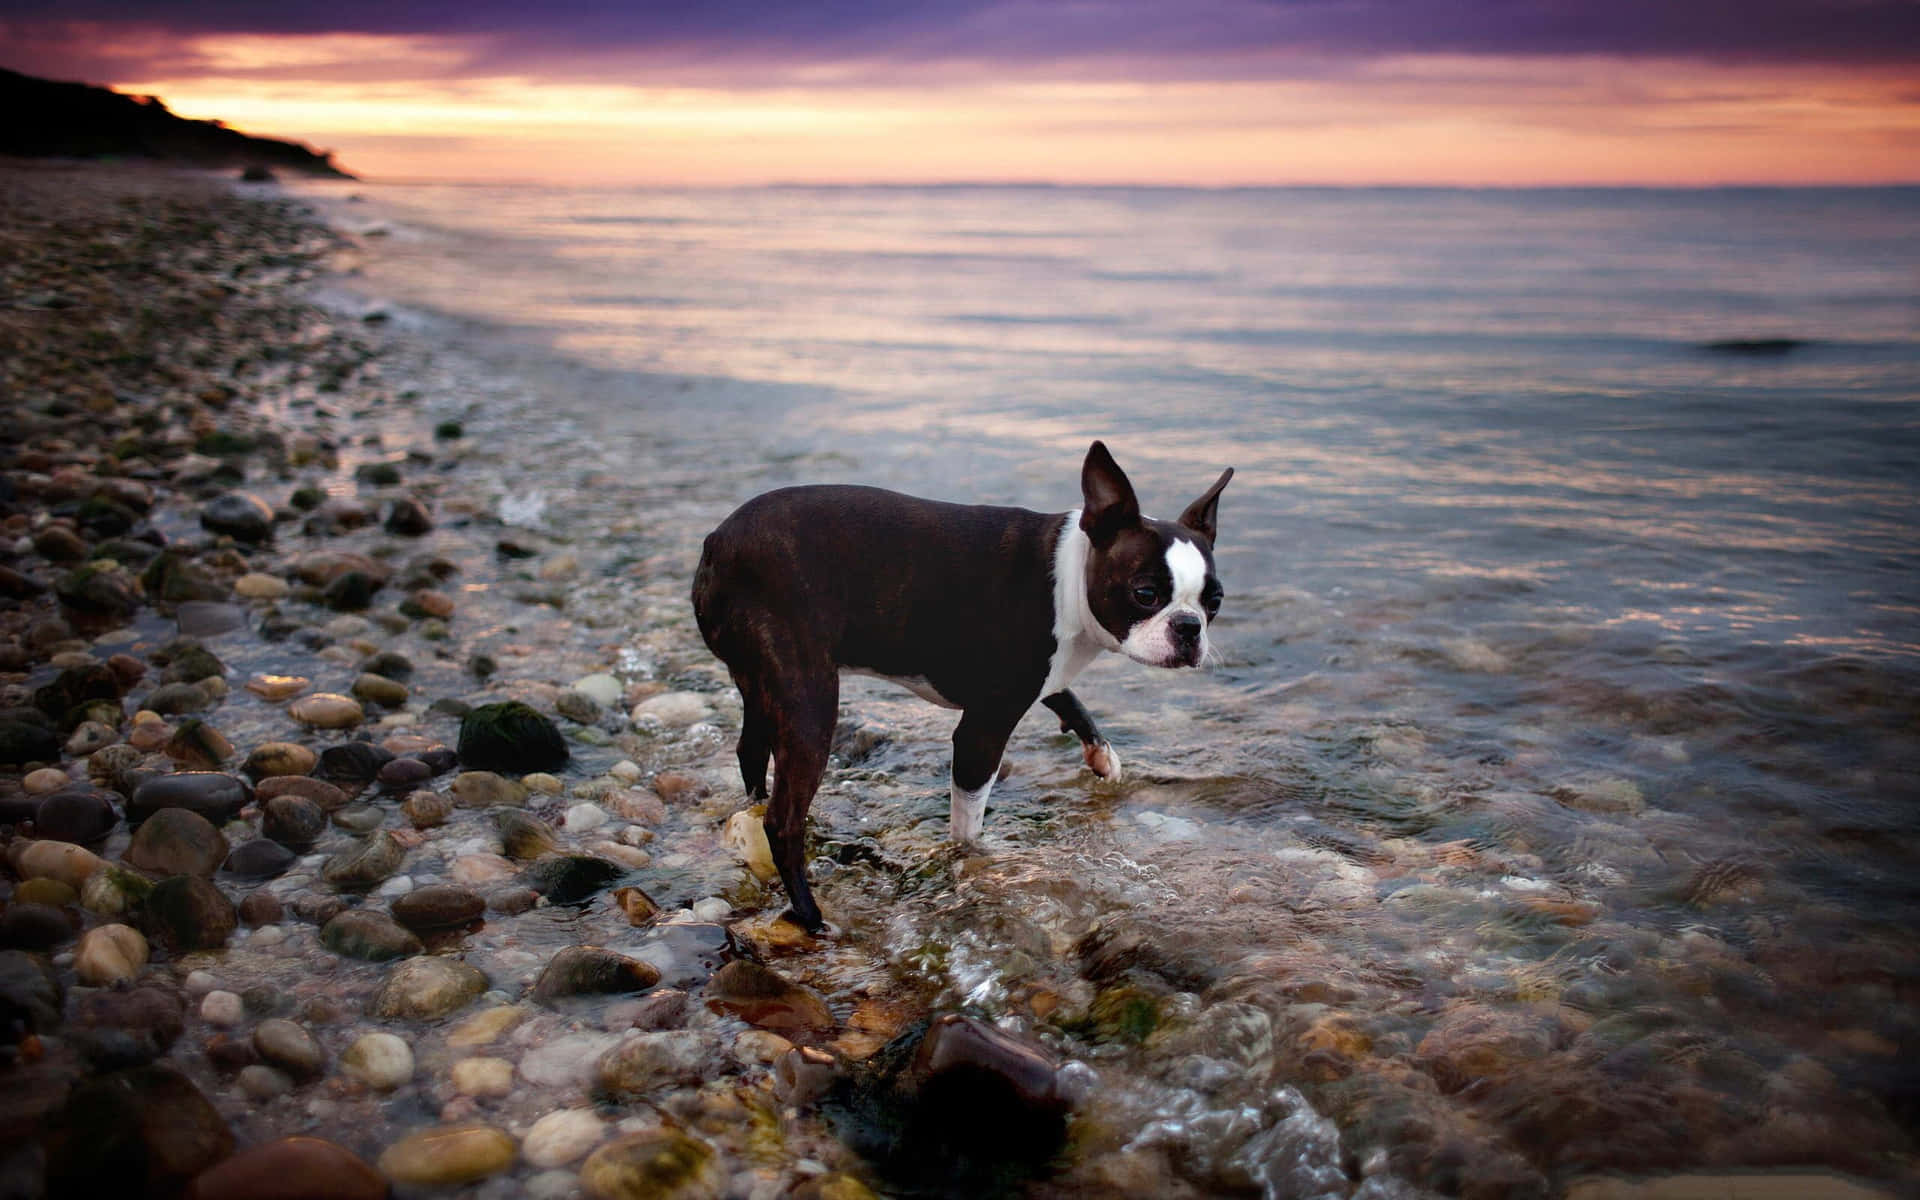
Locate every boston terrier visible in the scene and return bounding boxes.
[692,441,1232,931]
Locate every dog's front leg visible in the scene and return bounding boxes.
[1041,689,1122,780]
[949,706,1025,844]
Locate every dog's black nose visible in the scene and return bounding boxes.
[1170,612,1203,644]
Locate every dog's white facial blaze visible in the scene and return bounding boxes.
[1119,538,1210,668]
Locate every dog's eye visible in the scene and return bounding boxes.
[1202,583,1223,614]
[1131,584,1161,608]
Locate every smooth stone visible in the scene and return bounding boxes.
[595,1031,712,1098]
[321,831,408,889]
[341,1032,414,1090]
[183,1136,386,1200]
[245,674,309,702]
[572,674,623,708]
[523,772,564,796]
[0,902,75,950]
[33,787,119,843]
[390,884,485,933]
[253,1017,325,1079]
[146,681,211,715]
[44,1065,233,1196]
[74,923,148,986]
[704,960,835,1033]
[453,770,527,809]
[124,806,229,877]
[128,771,249,825]
[457,701,569,773]
[578,1130,720,1200]
[225,839,297,880]
[377,1123,517,1187]
[332,804,386,835]
[13,838,105,888]
[262,794,328,848]
[238,1064,293,1099]
[376,756,430,788]
[493,809,558,859]
[629,692,712,729]
[64,719,119,756]
[520,1031,625,1089]
[519,854,626,904]
[244,742,317,780]
[232,572,292,600]
[142,874,236,951]
[23,766,70,794]
[532,946,662,1004]
[450,853,517,885]
[370,956,488,1020]
[614,886,661,926]
[403,789,453,827]
[523,1108,606,1169]
[201,990,245,1027]
[164,719,233,769]
[238,889,284,924]
[201,491,274,542]
[565,803,611,834]
[555,689,601,724]
[80,863,154,916]
[733,1030,795,1066]
[255,775,350,811]
[289,694,364,729]
[15,877,75,907]
[447,1006,526,1047]
[351,673,409,707]
[321,909,423,961]
[450,1056,515,1097]
[68,983,185,1063]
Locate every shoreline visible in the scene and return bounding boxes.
[2,162,1913,1200]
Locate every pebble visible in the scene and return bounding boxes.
[733,1030,795,1066]
[73,923,148,986]
[232,572,291,600]
[351,672,409,707]
[522,1107,607,1168]
[254,1017,326,1078]
[238,890,284,924]
[565,802,611,833]
[573,674,624,708]
[453,770,528,809]
[451,853,518,885]
[450,1056,515,1097]
[22,767,70,794]
[705,960,835,1034]
[238,1064,295,1100]
[596,1031,712,1097]
[532,946,663,1003]
[244,741,318,779]
[320,909,423,961]
[342,1032,415,1090]
[391,883,485,932]
[579,1130,720,1200]
[630,691,712,729]
[371,956,489,1020]
[519,1031,626,1089]
[143,873,237,950]
[262,794,328,848]
[125,805,229,876]
[255,775,350,811]
[182,1135,387,1200]
[403,788,454,827]
[289,693,365,729]
[246,674,309,702]
[321,831,408,889]
[377,1123,518,1187]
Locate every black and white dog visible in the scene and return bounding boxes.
[692,441,1231,931]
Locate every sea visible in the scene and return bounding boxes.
[289,180,1920,1194]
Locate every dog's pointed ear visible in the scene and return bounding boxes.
[1080,440,1140,544]
[1176,467,1233,545]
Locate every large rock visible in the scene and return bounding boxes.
[43,1065,234,1197]
[184,1136,387,1200]
[143,874,237,951]
[261,794,327,849]
[390,884,484,933]
[33,786,120,844]
[595,1031,712,1099]
[370,956,488,1020]
[321,909,423,961]
[457,701,569,773]
[532,946,661,1004]
[705,960,834,1034]
[519,854,625,905]
[0,949,63,1035]
[127,772,250,825]
[321,831,407,890]
[376,1123,516,1187]
[124,806,230,877]
[200,491,274,542]
[578,1129,720,1200]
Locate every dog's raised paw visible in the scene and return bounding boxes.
[1085,740,1123,781]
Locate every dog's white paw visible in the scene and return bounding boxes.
[1085,740,1123,781]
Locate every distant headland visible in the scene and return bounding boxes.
[0,67,354,178]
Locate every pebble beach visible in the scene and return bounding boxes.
[1,161,1914,1200]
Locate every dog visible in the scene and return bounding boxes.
[692,441,1231,931]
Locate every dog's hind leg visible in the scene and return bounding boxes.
[735,698,772,800]
[763,661,838,932]
[1042,689,1122,780]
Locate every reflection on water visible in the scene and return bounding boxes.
[293,180,1920,1193]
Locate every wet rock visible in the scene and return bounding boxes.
[35,662,123,724]
[774,1046,840,1108]
[124,806,230,877]
[383,497,434,536]
[520,854,626,904]
[232,572,292,601]
[1415,1007,1564,1093]
[81,863,154,916]
[447,1004,526,1047]
[35,524,89,562]
[533,946,663,1004]
[23,767,71,795]
[262,794,328,849]
[705,960,834,1034]
[65,719,119,756]
[377,1123,516,1187]
[238,889,284,925]
[403,788,453,827]
[358,649,415,680]
[578,1129,720,1200]
[15,838,107,888]
[55,563,141,626]
[493,807,558,858]
[183,1136,387,1200]
[246,674,309,702]
[630,692,712,729]
[376,755,429,789]
[44,1065,232,1197]
[289,693,364,729]
[322,570,378,611]
[164,719,234,769]
[341,1031,414,1090]
[201,491,275,542]
[523,1107,606,1169]
[596,1031,713,1098]
[146,680,211,715]
[556,689,602,724]
[390,883,484,933]
[253,1018,325,1079]
[34,786,120,843]
[0,948,64,1035]
[458,701,570,773]
[128,771,250,825]
[487,884,539,914]
[222,833,297,879]
[351,672,408,708]
[0,713,62,765]
[200,990,245,1027]
[255,775,350,811]
[321,830,407,890]
[320,909,423,961]
[614,885,661,926]
[143,873,237,951]
[0,902,75,950]
[317,741,393,788]
[370,955,488,1020]
[15,877,75,906]
[451,1055,516,1096]
[238,1064,293,1099]
[243,742,316,780]
[160,643,226,684]
[573,673,624,708]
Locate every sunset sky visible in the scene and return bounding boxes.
[3,1,1917,186]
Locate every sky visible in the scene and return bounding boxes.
[2,0,1918,186]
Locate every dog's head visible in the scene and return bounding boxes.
[1078,441,1232,669]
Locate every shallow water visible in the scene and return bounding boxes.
[289,180,1920,1193]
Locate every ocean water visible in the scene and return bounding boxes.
[296,180,1920,1192]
